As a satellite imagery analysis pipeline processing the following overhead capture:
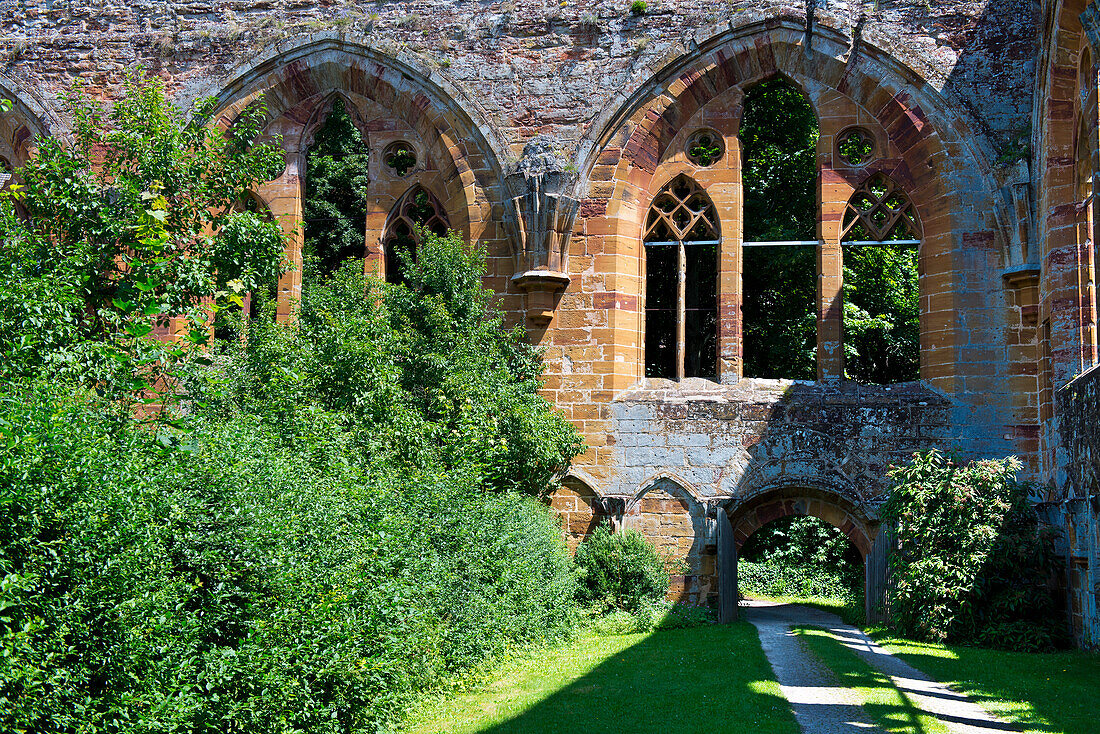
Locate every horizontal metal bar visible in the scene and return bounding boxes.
[643,240,721,246]
[646,238,922,247]
[744,239,922,247]
[842,239,921,247]
[743,240,819,247]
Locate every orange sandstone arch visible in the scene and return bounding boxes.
[569,19,1007,395]
[727,485,876,558]
[205,38,516,317]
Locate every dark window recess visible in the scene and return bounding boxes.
[643,175,719,381]
[383,187,450,285]
[645,244,678,379]
[685,241,718,381]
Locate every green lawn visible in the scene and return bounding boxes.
[873,632,1100,734]
[399,624,799,734]
[743,593,864,626]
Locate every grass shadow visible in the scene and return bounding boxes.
[402,623,799,734]
[795,626,948,733]
[871,633,1099,734]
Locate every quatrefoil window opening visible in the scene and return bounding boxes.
[685,129,724,167]
[841,174,922,242]
[383,141,418,177]
[836,127,876,167]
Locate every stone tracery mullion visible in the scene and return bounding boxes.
[645,176,718,243]
[842,174,922,242]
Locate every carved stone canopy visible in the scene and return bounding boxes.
[503,136,580,324]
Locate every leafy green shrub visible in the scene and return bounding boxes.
[738,559,854,600]
[1,198,583,729]
[574,526,670,613]
[0,383,578,732]
[629,0,647,15]
[882,449,1065,651]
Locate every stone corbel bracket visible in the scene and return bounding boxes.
[593,496,627,531]
[1003,264,1041,326]
[503,136,580,325]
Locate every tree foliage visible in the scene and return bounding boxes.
[738,77,919,383]
[843,242,919,384]
[573,526,670,614]
[0,77,583,732]
[740,78,818,379]
[303,98,370,277]
[881,450,1064,651]
[740,515,863,599]
[0,73,286,396]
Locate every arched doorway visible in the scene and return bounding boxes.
[717,486,889,624]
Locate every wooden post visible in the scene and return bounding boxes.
[717,507,738,623]
[865,523,893,624]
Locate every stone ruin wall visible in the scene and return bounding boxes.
[6,0,1100,639]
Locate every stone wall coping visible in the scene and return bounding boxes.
[614,377,951,406]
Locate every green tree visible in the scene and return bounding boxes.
[843,242,919,383]
[740,78,818,379]
[0,72,286,395]
[303,98,370,277]
[881,450,1064,651]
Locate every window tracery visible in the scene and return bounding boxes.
[383,186,450,284]
[841,173,922,243]
[643,175,719,381]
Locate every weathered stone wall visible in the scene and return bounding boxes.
[566,378,951,603]
[1,1,1035,158]
[4,0,1099,641]
[1054,364,1100,647]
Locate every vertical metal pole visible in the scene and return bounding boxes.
[677,242,687,379]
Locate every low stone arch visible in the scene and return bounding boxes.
[547,473,607,553]
[727,484,876,557]
[624,475,714,604]
[723,482,889,621]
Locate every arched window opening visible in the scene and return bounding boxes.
[739,515,863,607]
[841,174,921,384]
[1075,46,1099,364]
[643,175,719,381]
[214,192,279,342]
[383,186,450,285]
[303,97,370,280]
[740,78,819,380]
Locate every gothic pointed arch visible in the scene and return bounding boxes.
[644,174,719,381]
[203,39,518,318]
[382,185,450,284]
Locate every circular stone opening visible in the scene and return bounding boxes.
[383,141,418,177]
[686,129,724,167]
[836,127,876,167]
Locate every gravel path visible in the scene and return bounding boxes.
[741,600,1021,734]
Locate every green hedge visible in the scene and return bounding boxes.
[738,560,856,600]
[0,385,577,733]
[1,231,584,732]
